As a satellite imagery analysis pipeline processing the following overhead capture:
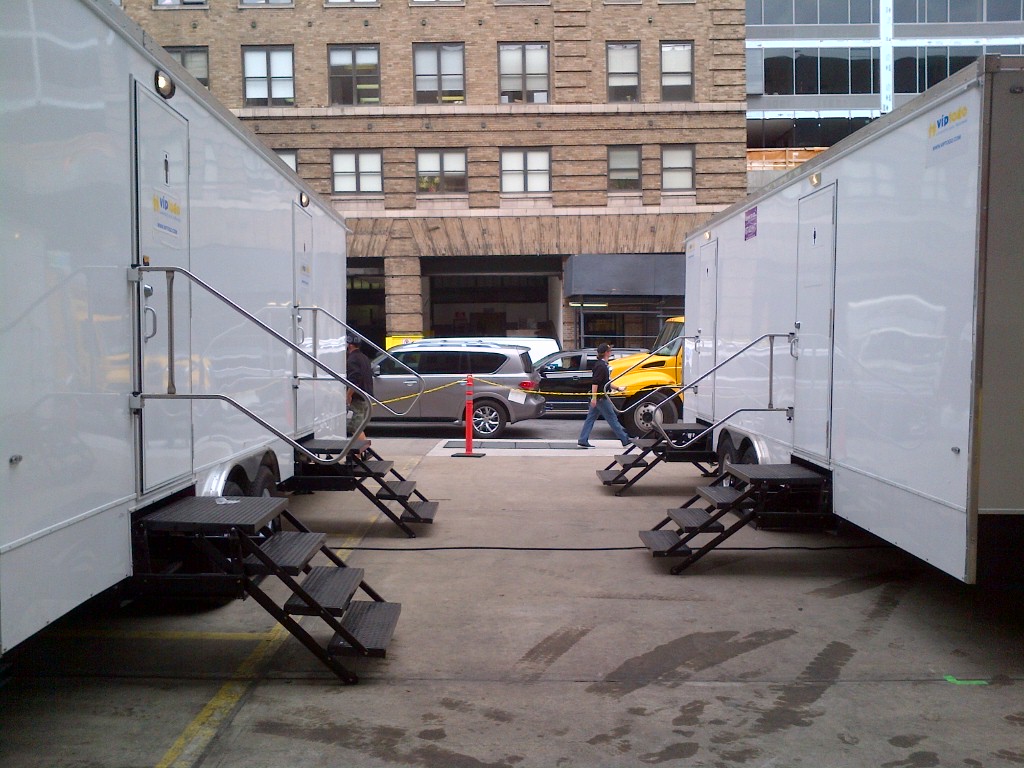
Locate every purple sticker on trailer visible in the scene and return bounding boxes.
[744,207,757,241]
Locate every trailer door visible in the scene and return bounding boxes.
[692,239,718,420]
[293,203,316,435]
[134,84,193,493]
[793,184,836,461]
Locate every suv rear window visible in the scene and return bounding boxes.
[380,349,507,376]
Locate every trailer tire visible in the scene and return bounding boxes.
[717,434,737,474]
[472,400,508,439]
[222,480,245,497]
[251,466,277,497]
[739,444,758,465]
[623,391,678,437]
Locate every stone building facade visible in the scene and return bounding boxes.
[122,0,747,348]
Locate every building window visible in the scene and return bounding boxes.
[332,150,383,193]
[275,149,297,171]
[500,149,550,193]
[243,46,294,106]
[324,0,378,4]
[414,43,465,104]
[751,0,878,24]
[329,45,380,105]
[607,42,640,102]
[608,146,641,191]
[165,46,209,87]
[662,146,694,191]
[499,43,549,103]
[416,150,467,194]
[239,0,292,5]
[661,42,693,102]
[154,0,209,6]
[762,48,880,96]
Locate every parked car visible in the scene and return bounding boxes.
[419,336,560,363]
[370,340,546,438]
[534,347,648,415]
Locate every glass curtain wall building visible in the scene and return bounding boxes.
[746,0,1024,149]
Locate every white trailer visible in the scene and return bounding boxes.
[683,55,1024,585]
[1,0,354,655]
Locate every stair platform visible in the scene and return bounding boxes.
[245,531,325,575]
[284,566,364,616]
[141,496,287,534]
[350,460,394,477]
[615,454,649,468]
[400,501,439,523]
[667,507,725,533]
[697,485,755,507]
[639,529,692,557]
[329,601,401,658]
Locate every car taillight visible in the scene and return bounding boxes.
[519,380,536,390]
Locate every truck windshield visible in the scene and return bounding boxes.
[651,320,685,356]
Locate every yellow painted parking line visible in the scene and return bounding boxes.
[155,520,377,768]
[58,629,274,642]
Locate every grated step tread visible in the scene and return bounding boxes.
[245,531,325,575]
[697,485,754,507]
[140,496,287,535]
[667,507,724,533]
[300,438,369,455]
[284,566,364,616]
[328,601,401,658]
[639,529,692,557]
[615,454,649,468]
[400,501,439,523]
[597,469,630,485]
[376,481,415,500]
[350,460,394,477]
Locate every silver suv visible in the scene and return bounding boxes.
[370,341,546,438]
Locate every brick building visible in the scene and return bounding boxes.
[122,0,748,348]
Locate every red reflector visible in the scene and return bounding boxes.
[519,381,536,390]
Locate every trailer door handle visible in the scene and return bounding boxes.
[144,306,158,342]
[789,331,799,358]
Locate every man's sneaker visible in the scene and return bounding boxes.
[577,442,595,449]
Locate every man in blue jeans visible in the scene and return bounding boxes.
[578,343,632,448]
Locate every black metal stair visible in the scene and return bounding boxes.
[598,422,718,496]
[639,462,830,574]
[135,495,399,684]
[283,437,440,537]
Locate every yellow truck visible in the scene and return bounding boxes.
[608,316,687,436]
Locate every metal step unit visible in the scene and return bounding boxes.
[598,422,719,496]
[136,495,399,684]
[285,437,440,538]
[638,463,830,575]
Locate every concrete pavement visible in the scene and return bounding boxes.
[1,435,1022,767]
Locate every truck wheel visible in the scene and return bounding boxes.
[717,435,737,474]
[739,444,758,465]
[623,392,678,437]
[222,480,245,496]
[472,400,507,439]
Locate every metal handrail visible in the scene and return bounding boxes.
[135,393,350,466]
[652,406,792,453]
[131,265,395,462]
[296,305,424,417]
[608,332,793,416]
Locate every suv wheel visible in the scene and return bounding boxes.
[472,400,508,439]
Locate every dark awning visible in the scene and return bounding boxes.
[564,253,685,297]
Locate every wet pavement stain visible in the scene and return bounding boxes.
[672,700,708,727]
[888,734,926,748]
[254,719,522,768]
[587,629,796,698]
[418,728,447,741]
[512,625,593,681]
[638,741,700,763]
[992,749,1024,764]
[880,751,941,767]
[808,569,916,599]
[752,640,856,734]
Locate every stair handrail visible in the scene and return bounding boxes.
[131,265,400,463]
[296,305,425,412]
[652,406,792,454]
[132,392,350,466]
[608,332,793,417]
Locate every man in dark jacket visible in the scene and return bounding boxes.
[577,343,631,448]
[346,335,373,447]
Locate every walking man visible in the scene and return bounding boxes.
[346,335,373,450]
[578,343,631,448]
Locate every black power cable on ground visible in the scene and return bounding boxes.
[347,544,895,553]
